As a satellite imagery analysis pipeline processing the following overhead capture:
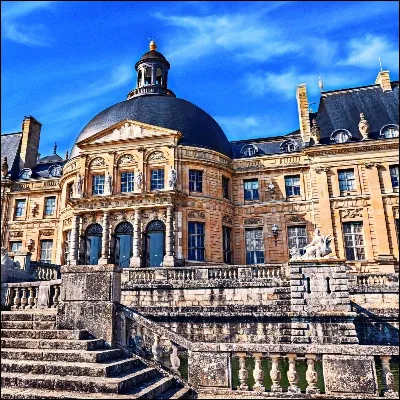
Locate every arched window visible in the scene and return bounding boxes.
[330,129,352,144]
[137,69,143,86]
[240,144,258,157]
[114,222,133,268]
[145,67,152,85]
[380,124,399,139]
[20,168,32,179]
[156,68,162,85]
[280,140,299,153]
[84,223,102,265]
[48,164,62,177]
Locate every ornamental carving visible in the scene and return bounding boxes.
[393,208,399,219]
[148,151,166,162]
[315,167,330,174]
[118,154,135,165]
[287,215,305,223]
[90,157,106,167]
[222,215,233,225]
[244,217,263,225]
[188,210,206,219]
[364,162,380,169]
[9,231,23,238]
[235,160,263,172]
[341,208,363,219]
[40,230,54,236]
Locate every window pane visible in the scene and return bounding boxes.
[189,170,203,192]
[15,199,26,217]
[121,171,134,193]
[343,222,365,261]
[245,228,264,265]
[243,179,259,201]
[92,175,105,195]
[40,240,53,263]
[45,197,56,215]
[188,222,205,261]
[11,242,22,252]
[285,175,301,197]
[390,165,399,188]
[151,169,164,190]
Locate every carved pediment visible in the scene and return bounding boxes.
[77,120,182,147]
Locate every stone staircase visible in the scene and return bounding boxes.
[1,310,194,399]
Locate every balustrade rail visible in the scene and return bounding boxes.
[117,304,399,397]
[348,273,399,293]
[31,261,61,281]
[1,279,61,310]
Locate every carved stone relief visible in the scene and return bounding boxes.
[341,208,363,219]
[40,230,54,236]
[244,217,263,225]
[148,151,166,162]
[188,210,206,219]
[9,231,23,238]
[222,215,233,225]
[91,157,106,167]
[118,154,135,165]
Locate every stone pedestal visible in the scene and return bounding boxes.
[57,264,121,346]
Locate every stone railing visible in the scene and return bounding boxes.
[124,264,285,284]
[30,261,61,281]
[1,279,62,310]
[117,305,399,398]
[348,273,399,293]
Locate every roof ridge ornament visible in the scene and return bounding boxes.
[318,76,324,91]
[149,40,157,51]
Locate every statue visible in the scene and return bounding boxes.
[1,157,9,178]
[289,247,301,260]
[135,171,143,190]
[1,247,18,269]
[168,166,177,189]
[104,171,113,194]
[75,173,83,195]
[358,112,370,140]
[310,119,321,145]
[300,229,332,259]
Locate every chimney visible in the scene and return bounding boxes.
[296,84,311,144]
[375,70,392,92]
[20,116,42,169]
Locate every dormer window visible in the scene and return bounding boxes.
[380,124,399,139]
[331,129,351,144]
[280,140,299,153]
[241,144,258,157]
[20,168,32,179]
[48,165,62,177]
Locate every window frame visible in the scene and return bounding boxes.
[44,196,56,216]
[330,129,352,144]
[121,171,135,193]
[380,124,399,139]
[343,222,365,261]
[189,170,203,193]
[222,176,230,200]
[64,230,71,265]
[15,199,26,217]
[243,178,259,201]
[10,241,22,253]
[287,225,307,256]
[389,165,399,190]
[245,228,265,265]
[285,175,301,197]
[338,169,356,192]
[240,144,258,157]
[222,225,232,264]
[150,168,165,191]
[40,240,53,264]
[187,221,205,261]
[92,174,105,195]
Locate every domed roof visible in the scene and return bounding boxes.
[70,95,232,158]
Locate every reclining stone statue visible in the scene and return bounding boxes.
[1,247,19,269]
[289,229,333,261]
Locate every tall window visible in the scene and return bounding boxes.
[151,169,164,190]
[389,165,399,189]
[222,177,230,199]
[245,228,265,264]
[222,226,232,264]
[10,241,22,252]
[40,240,53,263]
[92,174,105,195]
[338,169,355,192]
[244,179,259,201]
[45,197,56,215]
[285,175,301,197]
[121,171,134,193]
[67,183,74,199]
[64,230,71,264]
[343,222,365,261]
[189,170,203,192]
[188,222,205,261]
[287,225,307,256]
[15,199,26,217]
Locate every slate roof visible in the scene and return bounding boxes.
[1,133,22,179]
[230,130,302,159]
[70,95,232,158]
[314,81,399,144]
[29,160,65,179]
[38,154,64,164]
[136,50,170,68]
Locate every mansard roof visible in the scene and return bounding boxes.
[314,81,399,144]
[1,132,22,179]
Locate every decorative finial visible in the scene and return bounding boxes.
[318,76,324,91]
[1,157,9,178]
[149,40,157,51]
[65,150,69,160]
[53,142,57,155]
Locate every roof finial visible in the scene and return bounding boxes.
[65,150,69,160]
[318,76,324,91]
[53,142,57,155]
[378,56,383,72]
[149,40,157,51]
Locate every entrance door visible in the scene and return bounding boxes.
[118,235,132,268]
[88,236,101,265]
[145,220,166,267]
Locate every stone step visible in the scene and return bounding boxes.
[1,357,144,377]
[159,385,194,399]
[1,348,124,363]
[1,321,56,330]
[1,311,57,322]
[125,375,177,399]
[0,329,89,340]
[1,367,160,394]
[1,338,105,351]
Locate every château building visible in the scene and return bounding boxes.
[1,41,399,274]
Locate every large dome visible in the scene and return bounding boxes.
[70,95,232,158]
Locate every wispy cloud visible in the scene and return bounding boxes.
[1,1,54,46]
[339,35,399,72]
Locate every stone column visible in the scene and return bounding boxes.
[69,214,80,266]
[163,205,175,267]
[99,211,110,265]
[130,208,141,267]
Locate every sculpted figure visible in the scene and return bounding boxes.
[300,229,332,259]
[1,247,17,269]
[135,171,143,190]
[168,166,177,189]
[289,247,301,261]
[104,171,113,194]
[358,112,370,140]
[75,173,83,195]
[310,119,321,145]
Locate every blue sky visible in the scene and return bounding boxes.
[1,1,399,158]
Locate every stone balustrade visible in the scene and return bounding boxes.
[31,261,61,281]
[1,279,62,310]
[117,304,399,398]
[348,273,399,293]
